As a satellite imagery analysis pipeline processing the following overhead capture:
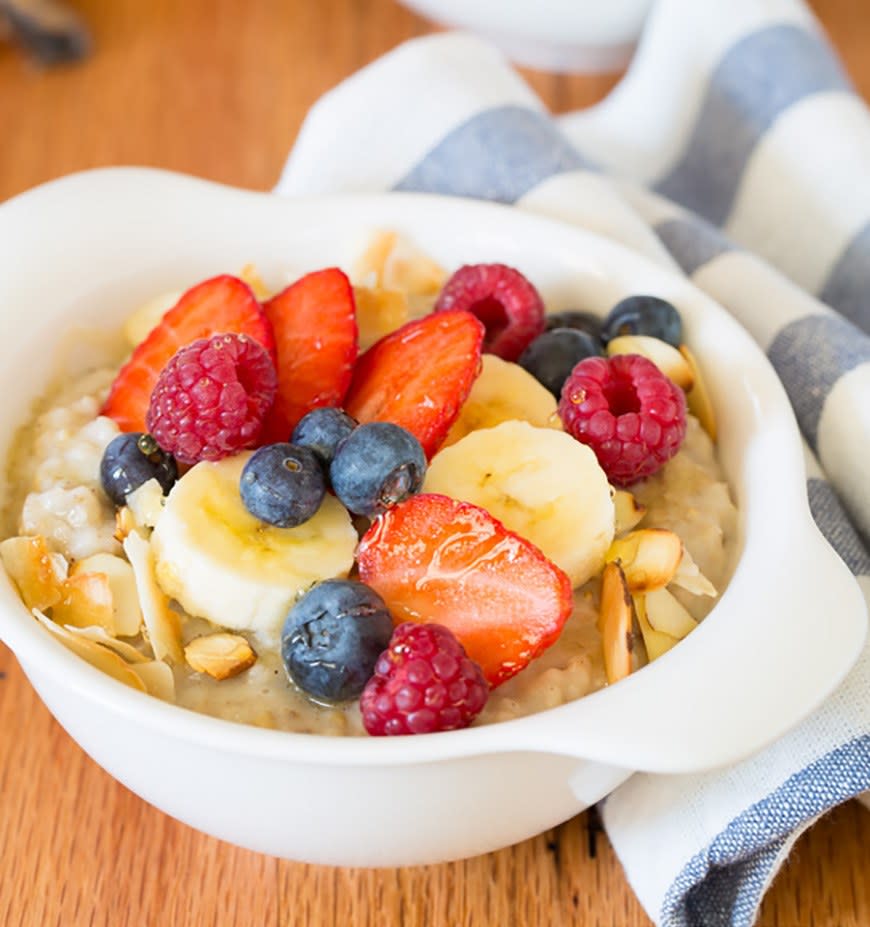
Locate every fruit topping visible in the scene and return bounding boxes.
[357,493,573,687]
[281,579,395,702]
[147,333,277,464]
[434,263,545,361]
[559,354,687,487]
[360,622,488,735]
[99,433,178,506]
[606,334,694,390]
[518,327,603,398]
[260,267,358,443]
[240,443,326,528]
[601,295,682,348]
[184,632,258,680]
[344,310,484,458]
[544,309,603,339]
[103,275,274,433]
[290,407,358,467]
[330,421,426,518]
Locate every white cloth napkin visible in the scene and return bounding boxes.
[276,1,870,924]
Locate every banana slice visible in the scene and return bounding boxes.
[151,452,357,633]
[424,420,614,587]
[442,355,560,448]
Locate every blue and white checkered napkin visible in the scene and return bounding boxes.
[277,0,869,923]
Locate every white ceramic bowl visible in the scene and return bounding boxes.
[0,169,865,866]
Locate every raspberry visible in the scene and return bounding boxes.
[558,354,686,486]
[434,263,544,361]
[146,333,277,464]
[360,622,489,736]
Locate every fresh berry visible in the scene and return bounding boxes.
[330,422,426,517]
[146,333,277,464]
[434,263,545,361]
[99,433,178,506]
[360,622,488,735]
[518,328,603,398]
[544,309,603,340]
[103,275,274,433]
[240,443,326,528]
[344,310,484,458]
[281,579,394,702]
[260,268,358,443]
[558,354,686,486]
[290,407,357,466]
[358,493,573,687]
[601,295,682,348]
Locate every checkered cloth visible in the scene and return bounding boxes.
[276,1,870,924]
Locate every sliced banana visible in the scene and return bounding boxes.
[606,334,694,390]
[424,421,614,587]
[151,452,357,633]
[442,354,561,448]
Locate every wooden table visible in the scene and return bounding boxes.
[1,2,867,924]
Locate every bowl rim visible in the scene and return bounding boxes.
[0,167,865,773]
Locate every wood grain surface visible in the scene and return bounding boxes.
[1,1,868,925]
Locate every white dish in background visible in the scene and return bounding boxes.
[397,0,652,72]
[0,168,865,866]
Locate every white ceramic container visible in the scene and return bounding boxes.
[0,168,865,866]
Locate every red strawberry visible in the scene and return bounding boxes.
[357,493,573,687]
[344,310,484,458]
[260,268,358,443]
[102,275,274,434]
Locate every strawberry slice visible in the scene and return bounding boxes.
[102,275,274,434]
[260,268,358,443]
[357,493,573,687]
[345,310,484,458]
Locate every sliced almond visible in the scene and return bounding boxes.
[129,660,176,702]
[62,624,148,663]
[126,478,165,531]
[184,632,257,680]
[53,572,116,634]
[599,562,635,685]
[123,530,183,663]
[606,529,683,593]
[114,506,137,543]
[353,285,410,351]
[0,535,67,610]
[645,587,698,640]
[679,344,717,442]
[634,594,679,662]
[671,546,718,598]
[607,334,694,390]
[239,263,271,301]
[72,552,143,636]
[612,489,646,535]
[33,608,147,692]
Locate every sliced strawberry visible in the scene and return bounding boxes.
[357,493,573,687]
[260,268,358,443]
[344,310,484,458]
[102,275,274,434]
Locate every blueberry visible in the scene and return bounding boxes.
[518,328,603,397]
[544,310,603,340]
[330,422,426,517]
[290,407,357,466]
[99,433,178,506]
[240,443,326,528]
[601,295,683,348]
[281,579,394,702]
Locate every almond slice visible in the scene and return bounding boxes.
[184,632,257,680]
[129,660,176,701]
[599,562,635,685]
[679,344,717,442]
[72,553,142,636]
[634,594,679,661]
[671,546,718,598]
[645,587,698,639]
[606,334,694,390]
[53,572,116,634]
[612,489,647,536]
[606,529,683,593]
[0,535,67,611]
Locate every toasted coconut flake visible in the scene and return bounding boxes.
[126,479,165,531]
[123,530,183,663]
[634,595,679,661]
[671,546,718,598]
[62,624,148,663]
[129,660,176,702]
[239,263,271,300]
[607,334,694,390]
[605,529,683,593]
[72,552,143,636]
[184,632,257,680]
[679,344,717,442]
[33,608,147,692]
[353,285,410,351]
[53,572,116,634]
[114,506,136,543]
[0,535,67,610]
[612,490,646,535]
[645,587,698,639]
[599,562,635,685]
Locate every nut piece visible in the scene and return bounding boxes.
[605,529,683,593]
[184,632,257,680]
[114,506,136,543]
[599,561,636,685]
[612,489,646,535]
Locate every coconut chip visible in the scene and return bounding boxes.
[129,660,176,702]
[0,535,67,611]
